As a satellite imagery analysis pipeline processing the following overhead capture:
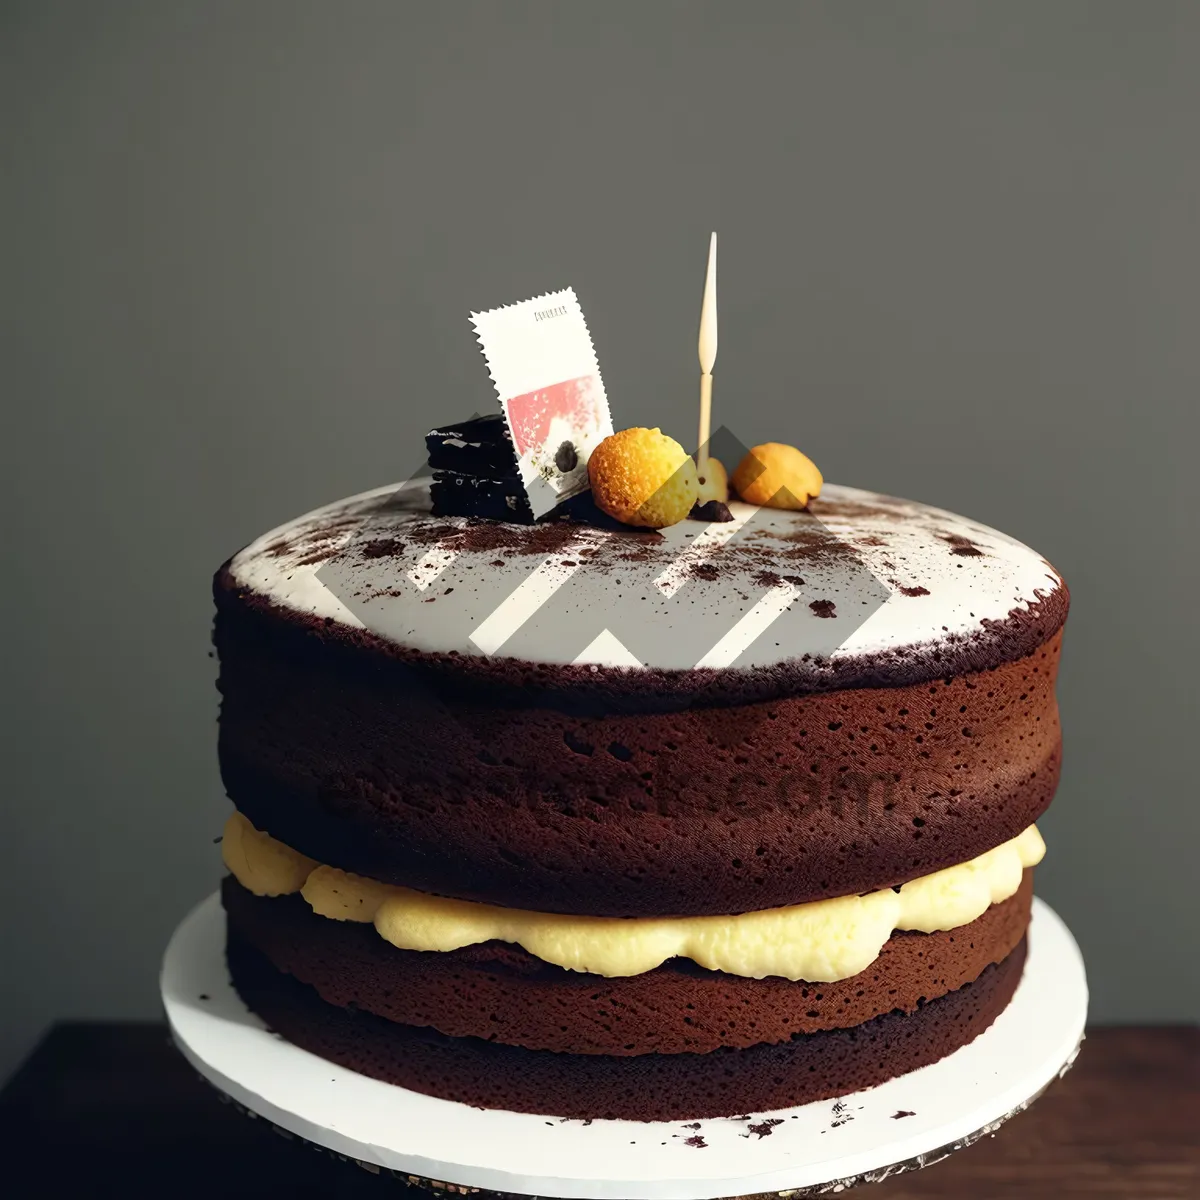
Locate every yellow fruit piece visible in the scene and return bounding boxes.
[732,443,823,509]
[695,456,729,504]
[588,427,699,528]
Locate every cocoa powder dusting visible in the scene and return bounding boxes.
[939,532,985,557]
[362,538,408,560]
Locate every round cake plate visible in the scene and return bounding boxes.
[162,894,1086,1199]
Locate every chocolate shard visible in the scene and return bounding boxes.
[691,500,734,522]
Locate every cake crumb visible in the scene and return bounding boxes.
[743,1118,784,1139]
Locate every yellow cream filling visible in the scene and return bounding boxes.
[222,811,1043,983]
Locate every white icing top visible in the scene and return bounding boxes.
[225,481,1063,673]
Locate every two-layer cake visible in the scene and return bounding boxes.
[214,480,1066,1120]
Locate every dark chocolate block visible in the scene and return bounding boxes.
[430,471,535,523]
[425,415,519,476]
[425,414,535,522]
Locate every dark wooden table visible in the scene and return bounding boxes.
[0,1024,1195,1198]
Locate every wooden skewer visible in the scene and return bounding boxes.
[697,231,717,478]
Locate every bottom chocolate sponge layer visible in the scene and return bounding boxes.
[222,871,1033,1056]
[226,933,1026,1121]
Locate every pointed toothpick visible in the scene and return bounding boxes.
[697,232,717,477]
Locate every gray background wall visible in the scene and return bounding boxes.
[4,1,1197,1083]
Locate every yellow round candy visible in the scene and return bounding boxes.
[588,427,699,528]
[695,456,729,505]
[732,443,823,509]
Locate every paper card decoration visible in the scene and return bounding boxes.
[470,288,614,518]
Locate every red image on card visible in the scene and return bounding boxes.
[505,374,604,457]
[501,373,611,515]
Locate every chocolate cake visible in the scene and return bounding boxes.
[214,480,1067,1120]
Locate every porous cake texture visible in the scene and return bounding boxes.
[214,480,1067,1120]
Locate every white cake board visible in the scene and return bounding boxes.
[162,893,1086,1199]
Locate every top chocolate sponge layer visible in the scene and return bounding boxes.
[213,481,1067,916]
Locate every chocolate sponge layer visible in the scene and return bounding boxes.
[216,574,1062,917]
[221,869,1033,1056]
[226,931,1027,1121]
